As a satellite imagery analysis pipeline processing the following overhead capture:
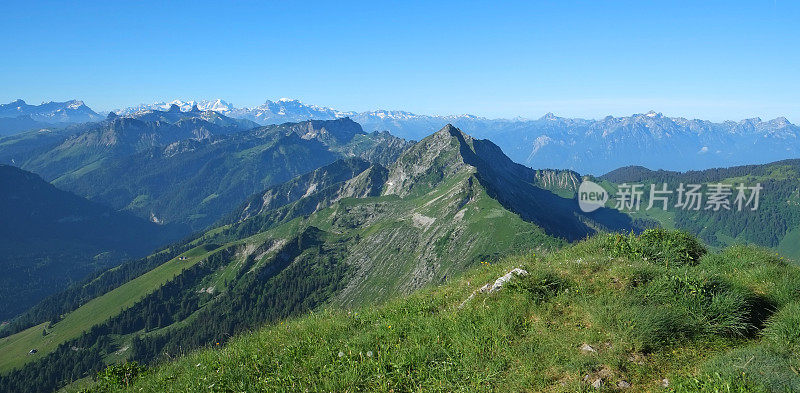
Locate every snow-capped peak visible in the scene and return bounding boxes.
[0,99,101,123]
[67,100,85,109]
[115,99,236,116]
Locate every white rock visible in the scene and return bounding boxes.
[459,268,528,308]
[479,268,529,294]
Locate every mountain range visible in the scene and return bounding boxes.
[113,99,800,174]
[0,99,102,124]
[2,98,797,175]
[0,106,409,232]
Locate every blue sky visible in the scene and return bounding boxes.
[2,1,798,122]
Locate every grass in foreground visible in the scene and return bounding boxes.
[78,230,800,392]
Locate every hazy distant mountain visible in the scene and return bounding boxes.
[0,99,102,124]
[116,99,800,174]
[485,111,800,175]
[117,99,236,114]
[347,111,800,174]
[116,99,472,137]
[122,103,259,130]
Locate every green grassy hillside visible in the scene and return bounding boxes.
[73,229,800,393]
[0,244,219,372]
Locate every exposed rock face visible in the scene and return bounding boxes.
[283,117,365,146]
[532,169,581,193]
[383,124,471,197]
[230,158,385,224]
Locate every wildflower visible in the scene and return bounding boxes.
[338,351,344,358]
[367,351,373,358]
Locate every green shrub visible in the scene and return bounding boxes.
[93,362,147,391]
[606,228,707,266]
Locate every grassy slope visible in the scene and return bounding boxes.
[78,231,800,393]
[0,171,559,376]
[0,245,219,372]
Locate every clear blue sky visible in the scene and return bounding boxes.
[2,0,798,122]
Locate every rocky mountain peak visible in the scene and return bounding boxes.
[283,117,365,146]
[383,124,484,196]
[539,112,559,121]
[769,116,794,128]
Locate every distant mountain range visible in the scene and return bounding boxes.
[114,99,480,137]
[114,99,800,174]
[1,98,798,174]
[0,106,410,232]
[116,98,338,125]
[0,99,102,124]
